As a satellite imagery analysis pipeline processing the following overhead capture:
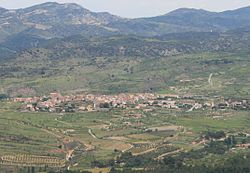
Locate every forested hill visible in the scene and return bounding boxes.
[1,28,250,60]
[0,2,250,97]
[1,2,250,42]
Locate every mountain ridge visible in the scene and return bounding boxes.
[2,3,250,18]
[1,2,250,46]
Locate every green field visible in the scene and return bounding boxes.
[0,48,250,173]
[1,52,250,99]
[0,98,249,172]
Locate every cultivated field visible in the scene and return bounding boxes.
[0,98,249,172]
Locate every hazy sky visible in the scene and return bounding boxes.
[1,0,250,18]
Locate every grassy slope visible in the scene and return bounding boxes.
[1,52,249,98]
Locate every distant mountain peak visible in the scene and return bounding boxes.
[23,2,89,12]
[166,8,214,16]
[0,7,8,12]
[61,3,84,9]
[27,2,60,8]
[39,2,59,5]
[221,6,250,16]
[1,2,250,43]
[225,6,250,12]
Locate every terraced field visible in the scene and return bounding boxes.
[0,99,249,172]
[0,154,65,168]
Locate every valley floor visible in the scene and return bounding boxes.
[0,96,249,172]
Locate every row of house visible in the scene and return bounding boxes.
[13,92,249,113]
[14,92,157,113]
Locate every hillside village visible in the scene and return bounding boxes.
[13,92,249,113]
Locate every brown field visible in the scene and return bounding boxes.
[148,125,181,131]
[106,136,129,141]
[127,133,160,140]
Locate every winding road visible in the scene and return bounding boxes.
[154,148,183,160]
[208,73,213,86]
[88,129,97,139]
